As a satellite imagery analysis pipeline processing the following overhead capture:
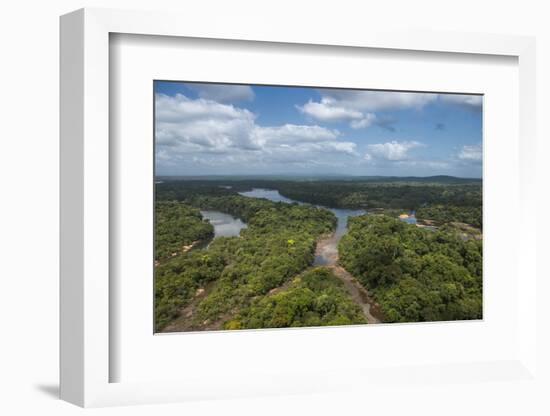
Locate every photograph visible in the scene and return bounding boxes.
[154,81,483,333]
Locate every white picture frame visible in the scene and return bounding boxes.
[60,7,538,408]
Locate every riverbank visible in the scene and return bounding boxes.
[238,187,382,324]
[313,233,339,266]
[315,233,382,324]
[329,265,382,324]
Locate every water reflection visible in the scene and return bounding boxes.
[399,210,417,225]
[238,188,365,265]
[200,210,247,238]
[239,188,296,203]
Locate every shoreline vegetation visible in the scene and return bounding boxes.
[339,216,482,323]
[154,177,482,332]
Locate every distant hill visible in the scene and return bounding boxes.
[344,175,482,184]
[156,174,481,184]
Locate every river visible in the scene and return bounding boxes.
[198,189,364,266]
[198,188,381,324]
[200,210,247,239]
[238,188,365,266]
[239,188,381,323]
[203,188,425,263]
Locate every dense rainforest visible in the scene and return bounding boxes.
[227,268,367,329]
[156,177,482,228]
[154,177,483,331]
[155,201,214,260]
[155,195,335,331]
[339,215,482,322]
[416,205,482,229]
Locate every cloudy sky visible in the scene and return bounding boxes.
[155,81,482,177]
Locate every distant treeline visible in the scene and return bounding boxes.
[156,178,482,228]
[156,175,480,184]
[272,181,481,210]
[416,205,482,229]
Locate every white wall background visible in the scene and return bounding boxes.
[0,1,548,415]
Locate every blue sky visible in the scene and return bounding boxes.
[155,81,482,177]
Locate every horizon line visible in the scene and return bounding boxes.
[155,174,482,180]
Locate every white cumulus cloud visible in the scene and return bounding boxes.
[297,99,364,122]
[156,93,260,151]
[440,94,482,108]
[365,140,423,161]
[297,90,438,129]
[253,124,340,145]
[187,83,255,103]
[297,90,482,131]
[350,113,377,129]
[320,90,438,112]
[458,144,482,161]
[155,93,358,173]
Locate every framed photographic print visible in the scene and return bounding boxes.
[60,8,538,408]
[153,81,483,333]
